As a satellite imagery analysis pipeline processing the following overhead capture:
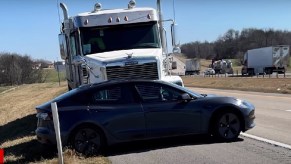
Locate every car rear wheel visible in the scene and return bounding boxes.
[214,112,241,141]
[71,126,104,156]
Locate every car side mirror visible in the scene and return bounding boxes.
[178,93,192,102]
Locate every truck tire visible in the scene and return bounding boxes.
[68,84,72,91]
[264,68,272,75]
[247,69,254,76]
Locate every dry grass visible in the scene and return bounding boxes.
[35,149,110,164]
[182,76,291,94]
[0,82,110,164]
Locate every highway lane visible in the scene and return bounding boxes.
[188,87,291,145]
[109,135,291,164]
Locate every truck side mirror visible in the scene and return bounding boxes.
[59,34,68,60]
[161,28,167,53]
[171,23,181,54]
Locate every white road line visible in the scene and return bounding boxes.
[286,110,291,112]
[241,133,291,150]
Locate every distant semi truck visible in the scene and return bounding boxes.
[185,59,200,75]
[212,59,233,74]
[241,45,290,75]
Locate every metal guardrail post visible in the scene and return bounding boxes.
[51,102,64,164]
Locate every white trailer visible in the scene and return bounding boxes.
[185,59,200,75]
[58,0,183,90]
[242,46,290,75]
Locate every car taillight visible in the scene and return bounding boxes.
[36,112,52,120]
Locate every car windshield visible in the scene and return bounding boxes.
[80,22,161,55]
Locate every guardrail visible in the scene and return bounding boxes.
[178,70,290,78]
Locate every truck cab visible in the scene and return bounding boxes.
[59,1,182,90]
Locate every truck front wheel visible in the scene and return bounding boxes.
[68,84,72,91]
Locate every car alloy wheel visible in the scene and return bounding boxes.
[73,127,103,156]
[216,112,241,141]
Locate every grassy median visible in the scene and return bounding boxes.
[0,82,110,163]
[182,76,291,94]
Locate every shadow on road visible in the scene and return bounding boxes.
[4,139,56,164]
[1,114,57,163]
[106,135,244,156]
[0,114,36,145]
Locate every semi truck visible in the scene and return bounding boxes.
[58,0,183,90]
[241,46,290,75]
[185,59,200,75]
[212,59,233,74]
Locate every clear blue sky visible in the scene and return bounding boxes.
[1,0,291,61]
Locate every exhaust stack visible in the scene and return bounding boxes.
[60,3,69,20]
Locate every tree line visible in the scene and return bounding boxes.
[0,52,46,86]
[181,28,291,60]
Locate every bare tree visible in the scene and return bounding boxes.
[0,53,44,85]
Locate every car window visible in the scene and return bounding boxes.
[136,83,183,102]
[91,85,134,104]
[94,87,121,100]
[160,86,181,101]
[136,84,161,102]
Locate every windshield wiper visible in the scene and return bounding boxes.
[132,43,159,49]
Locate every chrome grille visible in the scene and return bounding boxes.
[106,62,158,80]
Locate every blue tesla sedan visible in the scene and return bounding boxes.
[35,80,255,155]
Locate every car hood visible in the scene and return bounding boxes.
[198,94,240,105]
[199,94,254,109]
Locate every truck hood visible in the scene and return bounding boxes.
[85,48,162,62]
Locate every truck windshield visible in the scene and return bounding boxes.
[80,22,161,55]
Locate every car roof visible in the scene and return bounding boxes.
[78,79,167,90]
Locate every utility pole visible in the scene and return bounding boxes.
[56,58,61,86]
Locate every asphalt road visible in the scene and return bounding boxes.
[109,135,291,164]
[108,88,291,164]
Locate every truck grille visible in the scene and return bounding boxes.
[106,62,158,80]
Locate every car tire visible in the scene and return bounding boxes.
[213,112,241,142]
[71,126,105,156]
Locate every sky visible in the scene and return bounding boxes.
[1,0,291,61]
